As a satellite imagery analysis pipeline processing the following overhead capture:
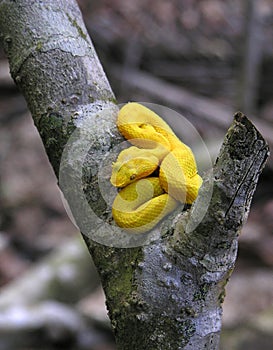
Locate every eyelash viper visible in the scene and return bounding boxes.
[110,102,202,234]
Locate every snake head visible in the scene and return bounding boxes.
[111,157,159,188]
[110,160,138,188]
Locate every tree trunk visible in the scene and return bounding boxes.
[0,1,269,349]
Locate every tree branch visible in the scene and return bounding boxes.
[0,0,116,175]
[0,1,269,349]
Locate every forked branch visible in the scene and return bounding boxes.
[0,1,269,349]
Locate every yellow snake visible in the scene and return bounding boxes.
[111,102,202,234]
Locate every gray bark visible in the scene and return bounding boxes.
[0,1,269,349]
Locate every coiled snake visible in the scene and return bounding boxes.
[111,103,202,233]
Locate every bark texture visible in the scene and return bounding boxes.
[0,0,116,175]
[0,1,269,349]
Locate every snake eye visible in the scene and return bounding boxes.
[130,174,136,181]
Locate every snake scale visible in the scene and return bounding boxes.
[110,102,202,233]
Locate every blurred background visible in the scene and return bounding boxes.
[0,0,272,349]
